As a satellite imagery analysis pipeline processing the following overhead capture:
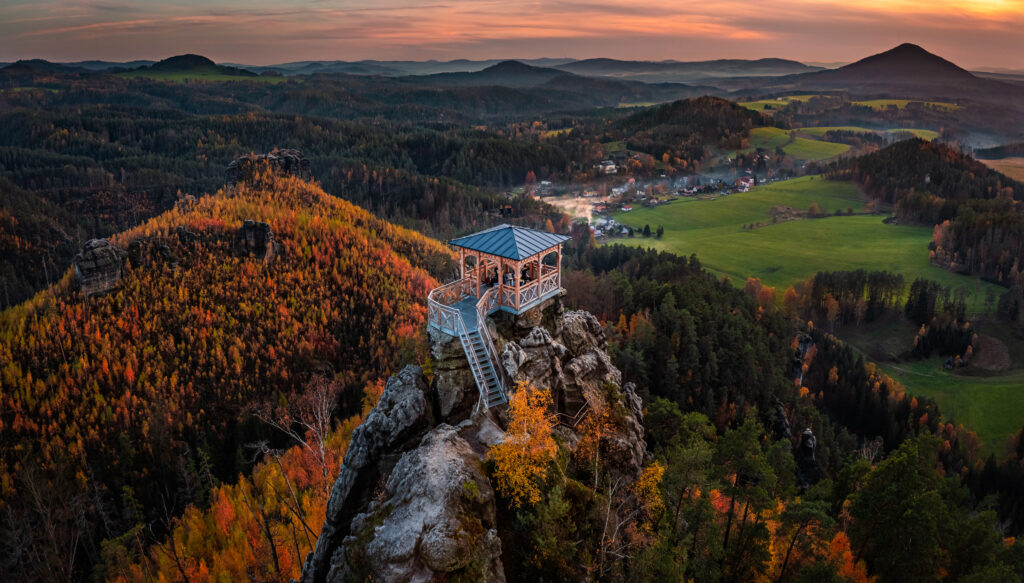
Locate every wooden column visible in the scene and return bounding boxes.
[459,248,465,280]
[515,258,521,311]
[556,244,562,288]
[475,252,481,298]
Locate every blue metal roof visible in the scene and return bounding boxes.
[449,224,571,260]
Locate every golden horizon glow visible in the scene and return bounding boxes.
[1,0,1023,69]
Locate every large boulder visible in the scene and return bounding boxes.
[301,365,435,583]
[502,327,566,391]
[236,219,277,261]
[336,425,504,583]
[558,310,607,356]
[73,239,126,296]
[226,148,312,186]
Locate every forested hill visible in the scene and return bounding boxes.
[616,95,762,162]
[829,138,1024,307]
[0,170,454,581]
[833,138,1023,225]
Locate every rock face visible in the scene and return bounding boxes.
[127,237,177,270]
[226,148,312,186]
[796,427,817,489]
[73,239,126,296]
[302,366,435,583]
[236,220,277,261]
[429,329,478,423]
[303,303,646,583]
[337,425,504,583]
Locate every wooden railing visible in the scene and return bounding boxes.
[427,281,504,409]
[427,279,473,336]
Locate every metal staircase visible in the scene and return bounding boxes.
[427,283,508,409]
[460,328,508,408]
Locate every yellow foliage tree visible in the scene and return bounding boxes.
[488,381,557,508]
[633,461,665,534]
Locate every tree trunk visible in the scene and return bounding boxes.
[777,522,807,583]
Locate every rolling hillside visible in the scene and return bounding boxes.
[0,170,454,580]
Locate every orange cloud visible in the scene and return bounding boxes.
[1,0,1023,67]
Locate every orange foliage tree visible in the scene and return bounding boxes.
[102,382,383,582]
[0,172,453,579]
[487,381,557,508]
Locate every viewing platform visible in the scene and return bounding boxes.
[427,224,571,408]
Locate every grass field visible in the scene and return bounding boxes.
[747,127,792,150]
[884,363,1024,455]
[852,99,960,112]
[117,69,286,83]
[979,157,1024,181]
[797,126,939,140]
[611,176,1004,311]
[611,176,1017,451]
[784,138,850,160]
[838,318,1024,454]
[617,101,660,108]
[738,95,822,111]
[885,128,940,140]
[742,127,850,161]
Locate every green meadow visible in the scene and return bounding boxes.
[881,363,1024,455]
[612,176,1003,311]
[852,99,960,112]
[835,318,1024,454]
[798,126,940,140]
[612,176,1016,451]
[742,127,850,161]
[737,95,822,111]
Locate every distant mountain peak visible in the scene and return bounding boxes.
[152,54,218,70]
[836,43,974,79]
[482,60,543,73]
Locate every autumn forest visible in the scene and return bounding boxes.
[4,29,1024,583]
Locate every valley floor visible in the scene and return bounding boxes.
[611,176,1022,452]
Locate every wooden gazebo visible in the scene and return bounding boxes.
[426,225,570,408]
[452,224,569,313]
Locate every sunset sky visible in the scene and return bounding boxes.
[2,0,1023,69]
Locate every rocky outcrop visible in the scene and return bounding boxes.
[303,303,647,583]
[236,220,277,261]
[429,329,478,423]
[302,365,435,583]
[336,425,504,583]
[796,427,817,490]
[73,239,126,297]
[501,309,621,420]
[226,148,312,186]
[127,237,177,270]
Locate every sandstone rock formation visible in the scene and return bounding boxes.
[236,219,277,261]
[337,425,504,582]
[226,148,312,186]
[73,238,126,297]
[796,427,817,489]
[302,300,646,583]
[127,237,177,270]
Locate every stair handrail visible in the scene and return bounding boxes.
[427,280,498,409]
[475,286,510,402]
